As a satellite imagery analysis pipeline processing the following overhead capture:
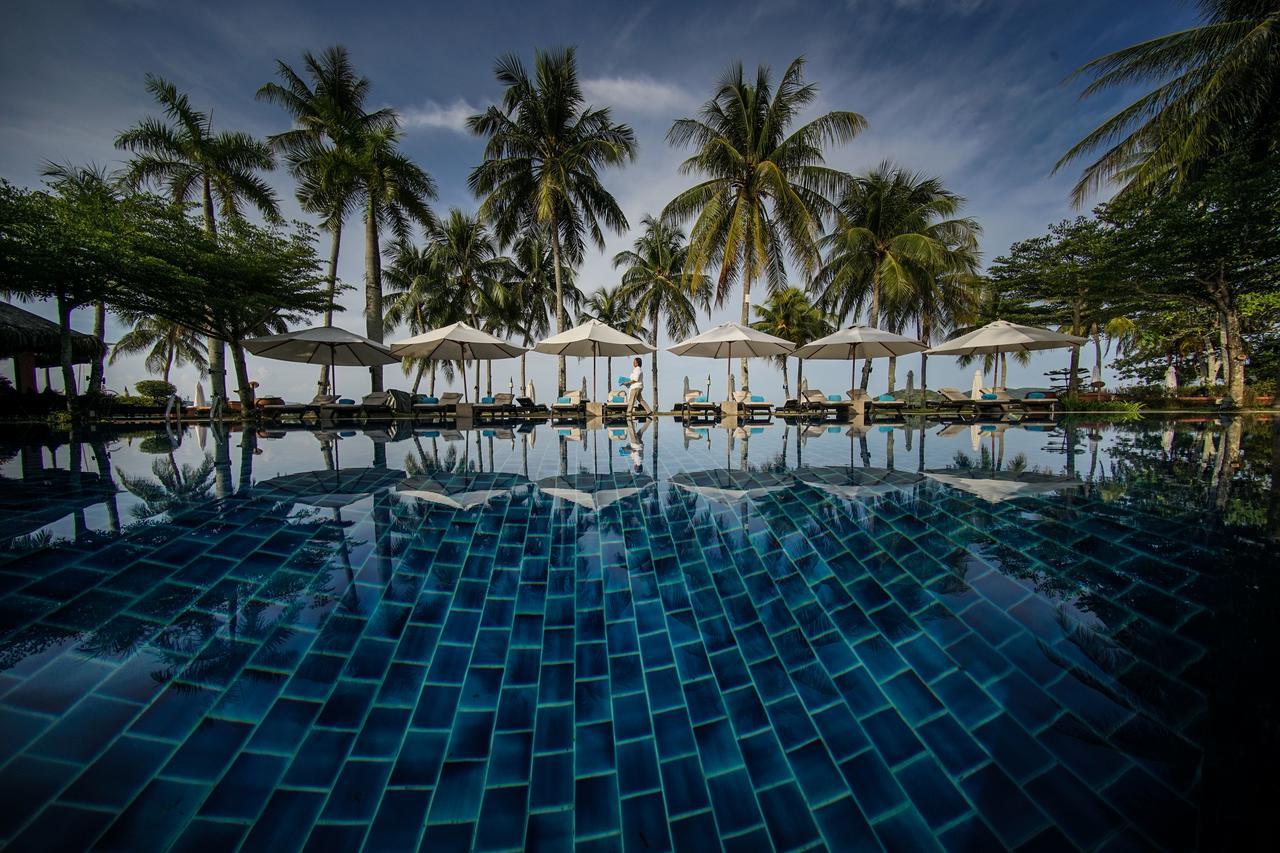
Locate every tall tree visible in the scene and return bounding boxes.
[110,314,208,384]
[505,230,580,391]
[115,74,279,403]
[664,56,864,388]
[579,284,646,395]
[614,216,710,409]
[383,239,458,395]
[1057,0,1280,205]
[751,287,833,399]
[38,162,119,395]
[258,45,394,394]
[814,163,980,390]
[468,47,637,394]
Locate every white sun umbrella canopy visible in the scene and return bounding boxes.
[534,319,654,400]
[390,321,527,402]
[793,325,927,394]
[668,321,794,398]
[244,326,400,396]
[927,319,1087,390]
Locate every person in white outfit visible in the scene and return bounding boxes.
[624,357,644,394]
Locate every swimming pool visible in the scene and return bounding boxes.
[0,416,1275,851]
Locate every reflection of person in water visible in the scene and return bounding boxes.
[626,420,646,470]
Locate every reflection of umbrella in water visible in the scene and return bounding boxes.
[398,471,529,511]
[258,467,405,508]
[538,471,654,511]
[796,466,922,501]
[670,469,790,504]
[924,469,1084,503]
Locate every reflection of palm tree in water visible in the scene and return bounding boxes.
[117,456,216,519]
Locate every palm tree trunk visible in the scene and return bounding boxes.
[229,341,256,411]
[365,196,384,392]
[163,340,175,386]
[201,176,229,405]
[741,267,752,390]
[1092,322,1103,388]
[549,218,567,395]
[860,275,879,391]
[651,302,659,411]
[887,356,897,393]
[89,302,106,393]
[56,292,76,412]
[318,219,343,395]
[430,363,437,396]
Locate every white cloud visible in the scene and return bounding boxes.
[581,76,694,114]
[401,98,482,133]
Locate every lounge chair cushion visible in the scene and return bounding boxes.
[481,396,495,404]
[878,394,896,402]
[751,395,765,403]
[556,396,571,404]
[339,398,355,405]
[694,396,708,403]
[1027,391,1046,399]
[617,376,629,385]
[828,395,842,401]
[416,395,439,404]
[981,393,998,400]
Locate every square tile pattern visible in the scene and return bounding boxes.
[0,427,1220,852]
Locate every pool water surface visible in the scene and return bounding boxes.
[0,416,1275,851]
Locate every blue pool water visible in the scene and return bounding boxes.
[0,416,1275,851]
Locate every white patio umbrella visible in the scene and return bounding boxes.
[193,381,206,408]
[390,322,527,402]
[971,369,983,401]
[793,326,927,392]
[534,319,653,401]
[244,326,399,396]
[537,472,654,511]
[669,321,794,399]
[927,319,1087,390]
[924,469,1084,504]
[1164,364,1178,392]
[670,469,790,504]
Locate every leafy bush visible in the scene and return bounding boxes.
[1061,395,1143,413]
[134,379,177,401]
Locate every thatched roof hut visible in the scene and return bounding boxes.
[0,301,104,367]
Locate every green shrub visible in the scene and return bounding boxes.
[1061,395,1143,413]
[134,379,177,401]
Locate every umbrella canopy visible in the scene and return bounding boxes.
[390,321,526,361]
[796,466,922,500]
[390,322,526,402]
[924,469,1084,504]
[670,469,790,504]
[792,326,926,360]
[397,471,529,511]
[245,326,399,396]
[534,319,654,358]
[926,320,1086,357]
[668,321,794,359]
[257,467,405,509]
[537,472,654,511]
[194,382,206,407]
[534,320,653,400]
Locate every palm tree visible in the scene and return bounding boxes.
[115,75,279,404]
[614,216,711,410]
[664,56,865,388]
[505,230,580,391]
[579,284,647,397]
[954,282,1036,389]
[908,268,981,401]
[814,163,980,390]
[751,287,834,399]
[110,314,208,384]
[1056,1,1280,205]
[383,239,458,395]
[468,47,637,394]
[258,45,395,395]
[346,126,436,391]
[38,162,119,395]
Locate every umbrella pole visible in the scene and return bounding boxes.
[461,359,468,403]
[593,344,598,404]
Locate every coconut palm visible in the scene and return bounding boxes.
[505,230,581,391]
[814,163,980,390]
[468,47,637,394]
[38,161,119,395]
[346,125,436,391]
[383,239,460,395]
[751,287,834,399]
[907,268,982,400]
[664,56,865,388]
[258,45,395,394]
[614,216,711,409]
[1057,0,1280,205]
[115,74,279,403]
[579,284,647,394]
[109,315,208,384]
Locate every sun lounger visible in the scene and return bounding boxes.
[1019,390,1059,414]
[413,392,461,421]
[867,393,907,420]
[513,396,549,417]
[603,385,651,420]
[260,393,337,421]
[734,390,774,421]
[551,390,587,422]
[474,393,517,423]
[931,387,980,416]
[797,389,840,419]
[678,391,719,421]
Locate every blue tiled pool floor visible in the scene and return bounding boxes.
[0,421,1247,851]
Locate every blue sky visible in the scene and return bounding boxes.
[1,0,1195,403]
